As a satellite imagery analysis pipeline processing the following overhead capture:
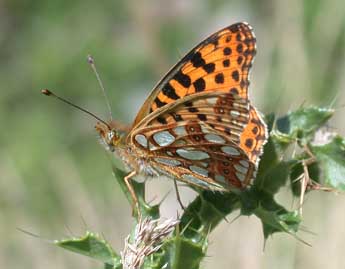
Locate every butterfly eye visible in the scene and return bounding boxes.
[107,129,122,147]
[108,130,117,141]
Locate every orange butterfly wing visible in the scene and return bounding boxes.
[133,22,256,126]
[129,92,256,190]
[239,105,267,165]
[126,22,266,191]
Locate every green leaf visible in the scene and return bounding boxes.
[253,130,292,195]
[255,158,291,195]
[276,107,334,142]
[180,191,240,241]
[251,190,301,239]
[150,234,205,269]
[55,231,121,268]
[270,129,296,152]
[310,135,345,190]
[257,137,280,173]
[258,207,301,240]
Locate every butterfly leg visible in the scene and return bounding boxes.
[124,170,141,218]
[173,179,185,210]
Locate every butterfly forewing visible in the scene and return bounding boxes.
[133,22,256,126]
[133,91,250,143]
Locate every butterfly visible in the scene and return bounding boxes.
[94,22,268,209]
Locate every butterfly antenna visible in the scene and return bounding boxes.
[87,55,113,121]
[41,89,111,129]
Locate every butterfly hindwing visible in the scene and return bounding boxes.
[132,120,255,190]
[239,105,268,165]
[129,92,256,190]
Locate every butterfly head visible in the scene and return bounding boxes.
[95,121,127,152]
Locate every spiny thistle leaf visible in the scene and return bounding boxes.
[310,135,345,190]
[179,191,240,240]
[55,232,121,268]
[276,107,334,142]
[235,187,302,240]
[152,235,205,269]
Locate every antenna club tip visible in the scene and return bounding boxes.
[41,89,52,96]
[87,55,94,64]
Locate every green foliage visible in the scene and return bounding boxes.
[311,136,345,190]
[56,232,121,268]
[54,105,345,268]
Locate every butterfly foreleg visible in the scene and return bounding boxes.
[124,170,141,218]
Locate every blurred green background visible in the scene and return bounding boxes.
[1,0,345,268]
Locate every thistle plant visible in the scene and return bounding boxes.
[55,106,345,269]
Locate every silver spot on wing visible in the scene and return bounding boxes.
[236,172,246,182]
[182,174,210,188]
[239,160,250,168]
[221,146,241,156]
[234,164,248,175]
[173,126,187,136]
[215,174,226,184]
[153,131,175,146]
[207,97,218,104]
[230,110,240,118]
[135,134,148,148]
[176,149,209,160]
[204,133,226,144]
[154,158,181,167]
[189,165,209,177]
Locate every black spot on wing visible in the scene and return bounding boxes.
[203,63,215,74]
[230,87,239,94]
[237,56,243,65]
[154,97,167,108]
[173,70,191,88]
[232,70,240,82]
[197,114,207,121]
[252,126,259,134]
[236,33,242,41]
[193,78,206,92]
[222,59,230,67]
[188,107,199,113]
[215,73,224,84]
[223,47,232,55]
[162,83,179,100]
[245,138,253,148]
[190,52,206,68]
[157,116,167,124]
[171,113,183,122]
[236,44,243,53]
